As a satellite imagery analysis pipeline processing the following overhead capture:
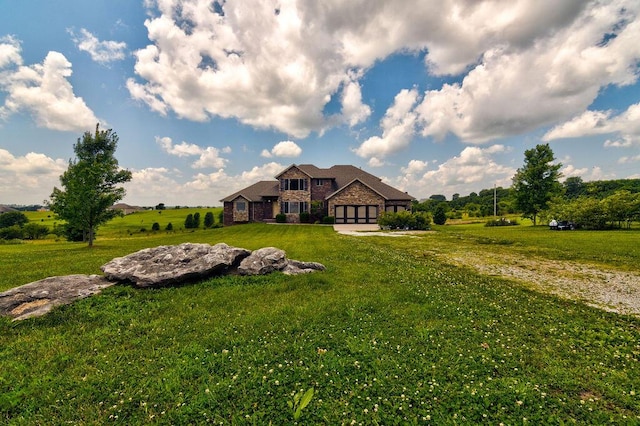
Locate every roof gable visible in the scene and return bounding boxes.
[220,180,279,202]
[274,164,315,179]
[327,165,413,201]
[326,178,387,200]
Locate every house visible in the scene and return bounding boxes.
[0,205,18,214]
[220,164,414,226]
[110,203,144,215]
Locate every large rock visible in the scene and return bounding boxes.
[101,242,250,288]
[282,259,327,275]
[0,275,114,321]
[238,247,288,275]
[238,247,326,276]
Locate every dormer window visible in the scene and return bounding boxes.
[281,178,307,191]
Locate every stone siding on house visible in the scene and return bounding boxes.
[232,197,249,223]
[328,181,385,215]
[279,167,311,223]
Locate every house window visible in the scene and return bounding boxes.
[315,179,324,186]
[281,178,308,191]
[235,201,246,211]
[281,201,308,214]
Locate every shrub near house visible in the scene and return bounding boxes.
[378,210,432,230]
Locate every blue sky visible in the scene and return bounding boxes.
[1,0,639,207]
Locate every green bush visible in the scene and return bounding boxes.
[0,225,23,240]
[485,217,519,227]
[22,222,49,239]
[275,213,287,223]
[322,216,335,224]
[433,204,447,225]
[204,212,214,228]
[151,222,160,231]
[184,214,195,229]
[299,211,310,223]
[165,222,173,231]
[0,211,28,229]
[378,211,431,230]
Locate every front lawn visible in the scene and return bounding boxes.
[1,224,639,424]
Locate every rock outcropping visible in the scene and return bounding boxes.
[101,243,251,288]
[238,247,326,276]
[0,243,325,321]
[0,275,114,321]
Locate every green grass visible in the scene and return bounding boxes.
[1,223,640,424]
[433,221,640,271]
[23,207,223,238]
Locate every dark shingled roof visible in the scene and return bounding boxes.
[221,165,414,202]
[305,165,413,201]
[220,180,279,202]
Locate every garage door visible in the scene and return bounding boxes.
[334,205,378,224]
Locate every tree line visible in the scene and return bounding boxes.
[414,144,640,229]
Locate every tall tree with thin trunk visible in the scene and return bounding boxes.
[49,124,132,247]
[512,143,562,225]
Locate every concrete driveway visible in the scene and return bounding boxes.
[333,224,380,233]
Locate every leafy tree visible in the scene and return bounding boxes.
[155,203,166,210]
[0,225,23,240]
[601,190,640,229]
[48,124,132,247]
[204,211,214,228]
[184,214,195,229]
[563,176,586,199]
[193,212,201,228]
[433,203,447,225]
[0,211,28,228]
[512,144,562,225]
[22,222,49,240]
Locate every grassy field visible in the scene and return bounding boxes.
[1,222,639,424]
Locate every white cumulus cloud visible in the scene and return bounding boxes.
[394,145,515,198]
[156,136,229,168]
[261,140,302,158]
[341,80,371,127]
[544,102,640,148]
[69,28,127,63]
[0,148,67,203]
[126,0,628,145]
[353,88,419,158]
[0,37,99,132]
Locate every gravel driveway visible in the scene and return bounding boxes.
[336,226,640,317]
